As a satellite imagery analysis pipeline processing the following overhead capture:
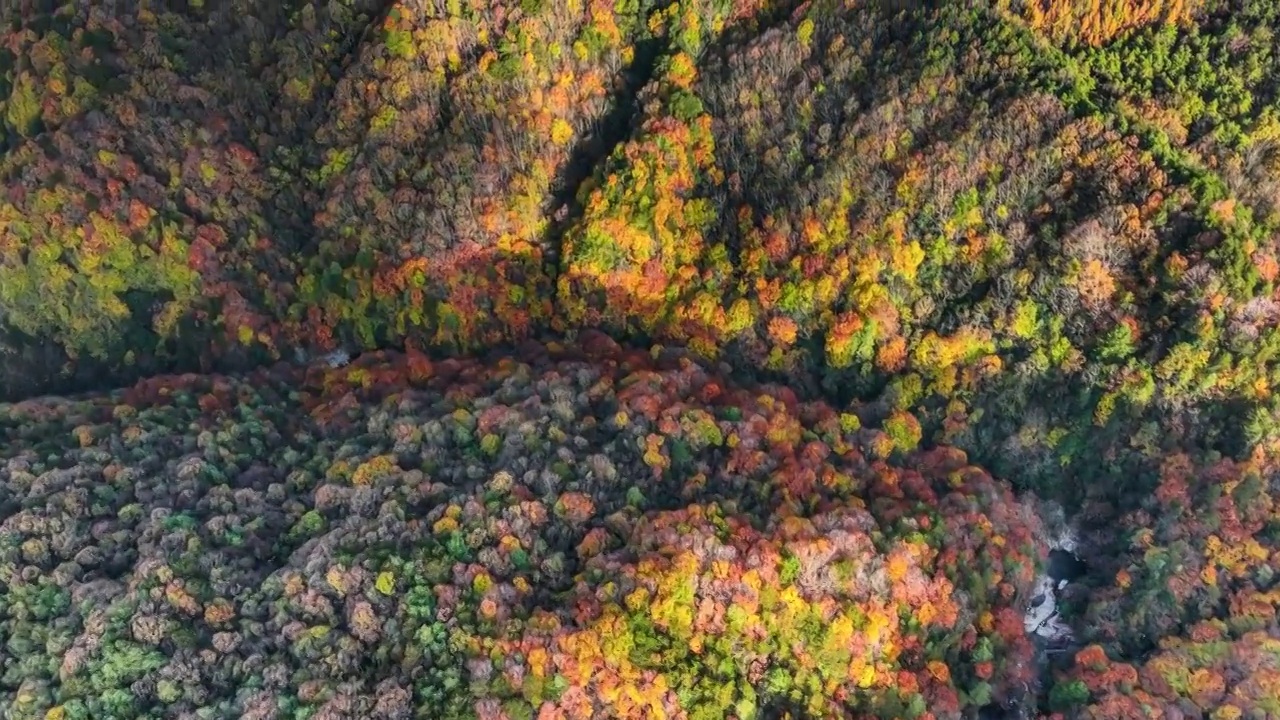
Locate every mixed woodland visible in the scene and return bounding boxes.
[2,0,1280,718]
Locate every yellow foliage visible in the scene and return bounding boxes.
[351,455,397,485]
[1010,300,1039,339]
[376,571,396,595]
[857,663,877,688]
[797,18,816,49]
[978,611,995,633]
[528,647,549,679]
[827,613,855,651]
[667,52,698,89]
[1204,534,1272,578]
[625,587,651,612]
[551,118,575,145]
[725,298,755,335]
[1210,706,1244,720]
[326,566,348,596]
[911,328,995,377]
[886,551,911,582]
[889,240,925,281]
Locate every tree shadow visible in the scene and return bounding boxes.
[0,0,1267,532]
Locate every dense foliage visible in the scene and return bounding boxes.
[3,0,1280,717]
[1,337,1047,719]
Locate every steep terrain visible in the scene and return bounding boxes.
[2,0,1280,718]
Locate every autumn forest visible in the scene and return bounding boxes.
[1,0,1279,718]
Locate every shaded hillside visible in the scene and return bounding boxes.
[0,0,387,395]
[6,0,1280,508]
[0,0,788,397]
[3,2,1280,718]
[556,0,1280,510]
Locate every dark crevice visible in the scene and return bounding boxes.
[540,0,803,288]
[538,36,663,277]
[261,0,398,252]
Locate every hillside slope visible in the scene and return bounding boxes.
[3,1,1280,718]
[1,338,1048,719]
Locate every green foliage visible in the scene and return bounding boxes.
[4,2,1280,718]
[384,29,414,59]
[1048,678,1090,711]
[4,75,41,136]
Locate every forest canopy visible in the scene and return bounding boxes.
[2,0,1280,718]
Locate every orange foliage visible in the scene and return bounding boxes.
[1076,258,1118,309]
[1009,0,1201,46]
[767,315,799,347]
[876,335,909,373]
[555,492,596,525]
